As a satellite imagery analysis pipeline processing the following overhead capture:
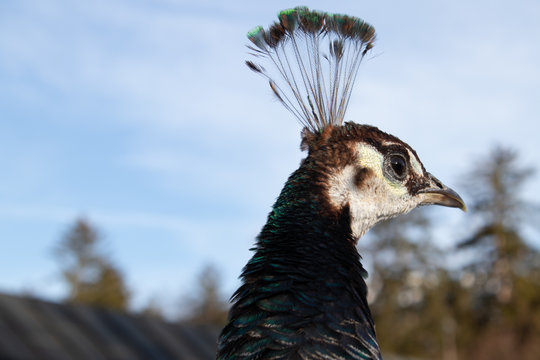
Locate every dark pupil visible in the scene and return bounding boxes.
[391,156,406,176]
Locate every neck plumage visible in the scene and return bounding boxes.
[218,160,382,360]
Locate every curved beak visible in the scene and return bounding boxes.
[417,173,467,212]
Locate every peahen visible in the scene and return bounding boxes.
[217,7,466,360]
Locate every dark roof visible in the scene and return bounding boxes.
[0,293,220,360]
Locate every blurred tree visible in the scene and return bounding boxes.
[456,145,540,359]
[459,146,537,301]
[55,218,130,311]
[180,264,229,327]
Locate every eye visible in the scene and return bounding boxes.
[390,155,406,177]
[384,154,408,181]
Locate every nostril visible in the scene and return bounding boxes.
[429,174,444,189]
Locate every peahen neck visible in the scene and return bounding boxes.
[218,158,381,359]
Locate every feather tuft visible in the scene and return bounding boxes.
[246,7,376,133]
[278,8,300,32]
[247,26,267,50]
[268,23,286,48]
[298,9,324,34]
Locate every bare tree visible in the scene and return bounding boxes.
[458,146,538,303]
[55,218,130,311]
[180,264,229,327]
[457,145,540,360]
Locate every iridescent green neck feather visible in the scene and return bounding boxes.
[217,140,380,359]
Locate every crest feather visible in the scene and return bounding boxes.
[246,7,376,133]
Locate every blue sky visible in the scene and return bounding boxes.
[1,0,539,315]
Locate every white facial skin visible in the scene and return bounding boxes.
[327,143,425,240]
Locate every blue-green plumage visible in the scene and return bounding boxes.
[217,132,381,359]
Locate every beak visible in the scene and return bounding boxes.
[417,173,467,212]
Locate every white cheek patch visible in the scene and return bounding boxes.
[327,164,377,239]
[356,144,384,178]
[326,143,423,241]
[327,165,356,208]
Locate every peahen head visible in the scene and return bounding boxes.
[245,7,465,241]
[300,123,465,242]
